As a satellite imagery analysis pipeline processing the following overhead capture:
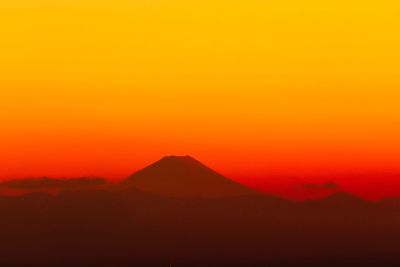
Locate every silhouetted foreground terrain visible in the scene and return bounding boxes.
[1,156,400,267]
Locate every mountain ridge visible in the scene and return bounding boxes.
[124,155,259,198]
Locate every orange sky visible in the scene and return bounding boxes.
[1,0,400,198]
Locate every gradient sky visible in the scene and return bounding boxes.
[1,0,400,199]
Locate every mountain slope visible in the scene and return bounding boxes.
[124,155,258,197]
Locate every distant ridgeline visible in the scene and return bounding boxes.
[0,156,400,266]
[0,176,107,189]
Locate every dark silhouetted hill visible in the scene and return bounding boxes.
[1,157,400,266]
[0,188,400,266]
[0,177,107,189]
[0,177,109,196]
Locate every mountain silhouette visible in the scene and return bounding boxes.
[124,155,258,197]
[1,159,400,266]
[0,177,106,189]
[319,191,365,205]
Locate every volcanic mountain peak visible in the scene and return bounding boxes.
[162,155,195,161]
[144,155,218,174]
[125,155,258,198]
[156,155,205,167]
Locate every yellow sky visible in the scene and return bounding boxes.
[1,0,400,179]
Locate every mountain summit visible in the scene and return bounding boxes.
[124,156,257,197]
